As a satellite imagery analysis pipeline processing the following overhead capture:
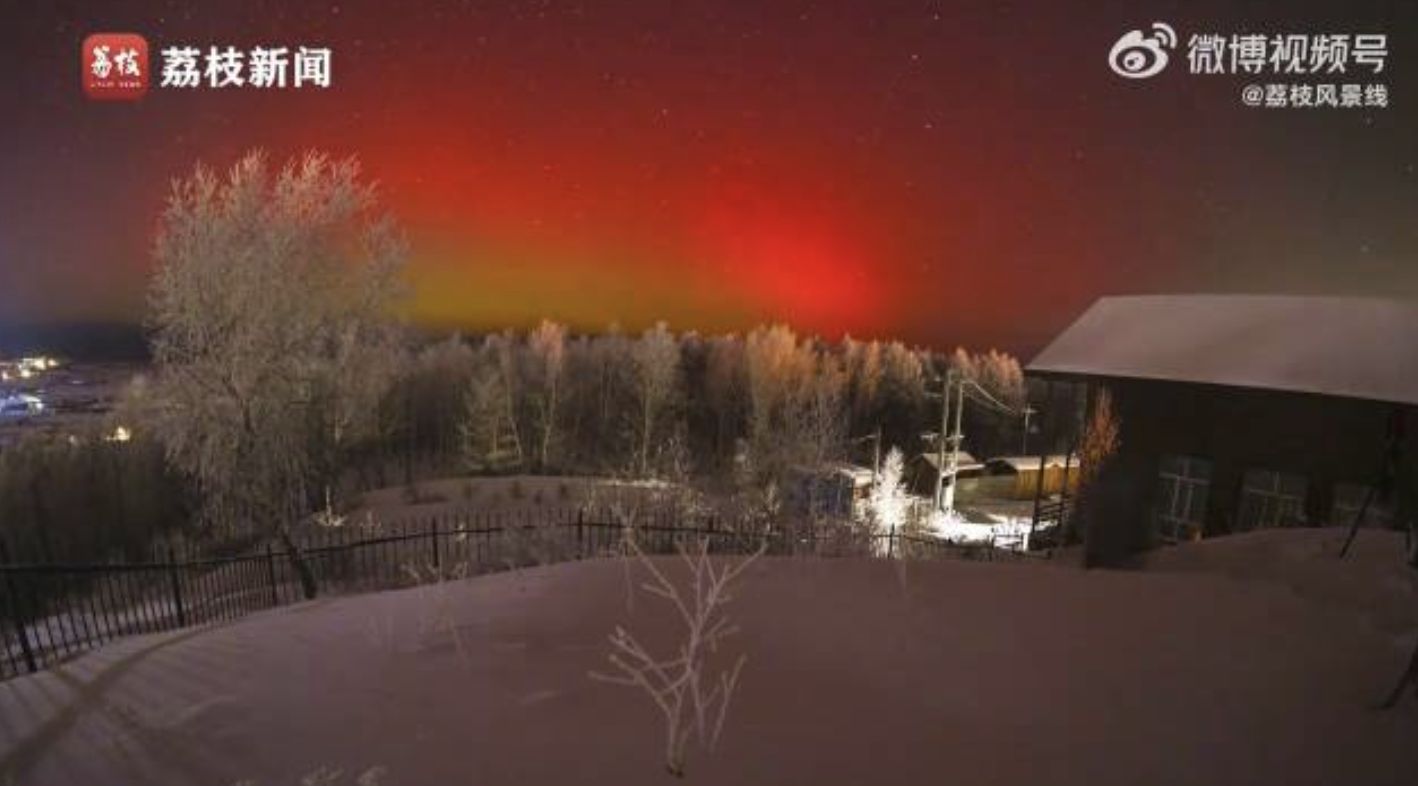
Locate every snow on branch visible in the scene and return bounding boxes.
[590,533,765,777]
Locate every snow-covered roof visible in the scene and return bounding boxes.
[914,452,984,472]
[987,455,1078,472]
[791,462,875,484]
[1028,295,1418,406]
[827,463,875,483]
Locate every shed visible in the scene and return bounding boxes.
[1028,294,1418,562]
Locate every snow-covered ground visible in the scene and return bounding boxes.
[1,528,1414,785]
[925,509,1049,550]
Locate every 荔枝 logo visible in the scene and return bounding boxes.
[82,33,149,100]
[1108,22,1177,79]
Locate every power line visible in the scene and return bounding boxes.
[960,378,1025,416]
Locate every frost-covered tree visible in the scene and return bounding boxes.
[527,319,567,470]
[701,335,746,459]
[842,335,883,432]
[461,336,525,472]
[629,322,681,476]
[145,151,406,597]
[796,352,848,466]
[867,448,909,555]
[743,325,815,478]
[875,341,930,455]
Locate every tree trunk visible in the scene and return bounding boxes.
[540,384,557,471]
[640,399,653,477]
[1337,485,1375,559]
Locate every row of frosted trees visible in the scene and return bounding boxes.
[374,322,1028,491]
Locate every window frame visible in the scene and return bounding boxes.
[1154,454,1212,541]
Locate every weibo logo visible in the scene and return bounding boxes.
[1108,23,1177,79]
[83,33,149,100]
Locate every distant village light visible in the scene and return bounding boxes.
[0,393,45,417]
[3,356,61,381]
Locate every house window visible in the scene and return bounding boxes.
[1236,469,1308,530]
[1155,455,1211,540]
[1330,482,1393,529]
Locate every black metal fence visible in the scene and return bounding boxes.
[0,507,1025,681]
[1033,496,1072,546]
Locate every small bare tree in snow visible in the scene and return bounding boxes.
[146,151,406,598]
[867,447,909,556]
[591,533,765,777]
[401,559,471,660]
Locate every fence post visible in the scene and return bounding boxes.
[166,545,187,628]
[0,537,38,674]
[265,544,279,607]
[430,518,441,571]
[576,509,585,558]
[887,525,896,559]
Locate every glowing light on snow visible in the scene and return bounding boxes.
[927,510,1048,552]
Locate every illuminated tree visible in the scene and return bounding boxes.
[145,151,406,597]
[867,447,909,555]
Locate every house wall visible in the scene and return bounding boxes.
[1010,465,1081,499]
[1079,377,1417,561]
[918,465,1078,502]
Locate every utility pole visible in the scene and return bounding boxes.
[942,374,965,515]
[933,371,951,511]
[872,426,882,485]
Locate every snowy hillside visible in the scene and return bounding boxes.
[1,530,1414,785]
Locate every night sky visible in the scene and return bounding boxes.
[1,0,1415,354]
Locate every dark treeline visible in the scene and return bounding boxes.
[0,429,191,563]
[0,322,149,361]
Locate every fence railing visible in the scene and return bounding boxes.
[1032,496,1072,546]
[0,507,1026,681]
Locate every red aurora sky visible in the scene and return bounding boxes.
[2,0,1415,352]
